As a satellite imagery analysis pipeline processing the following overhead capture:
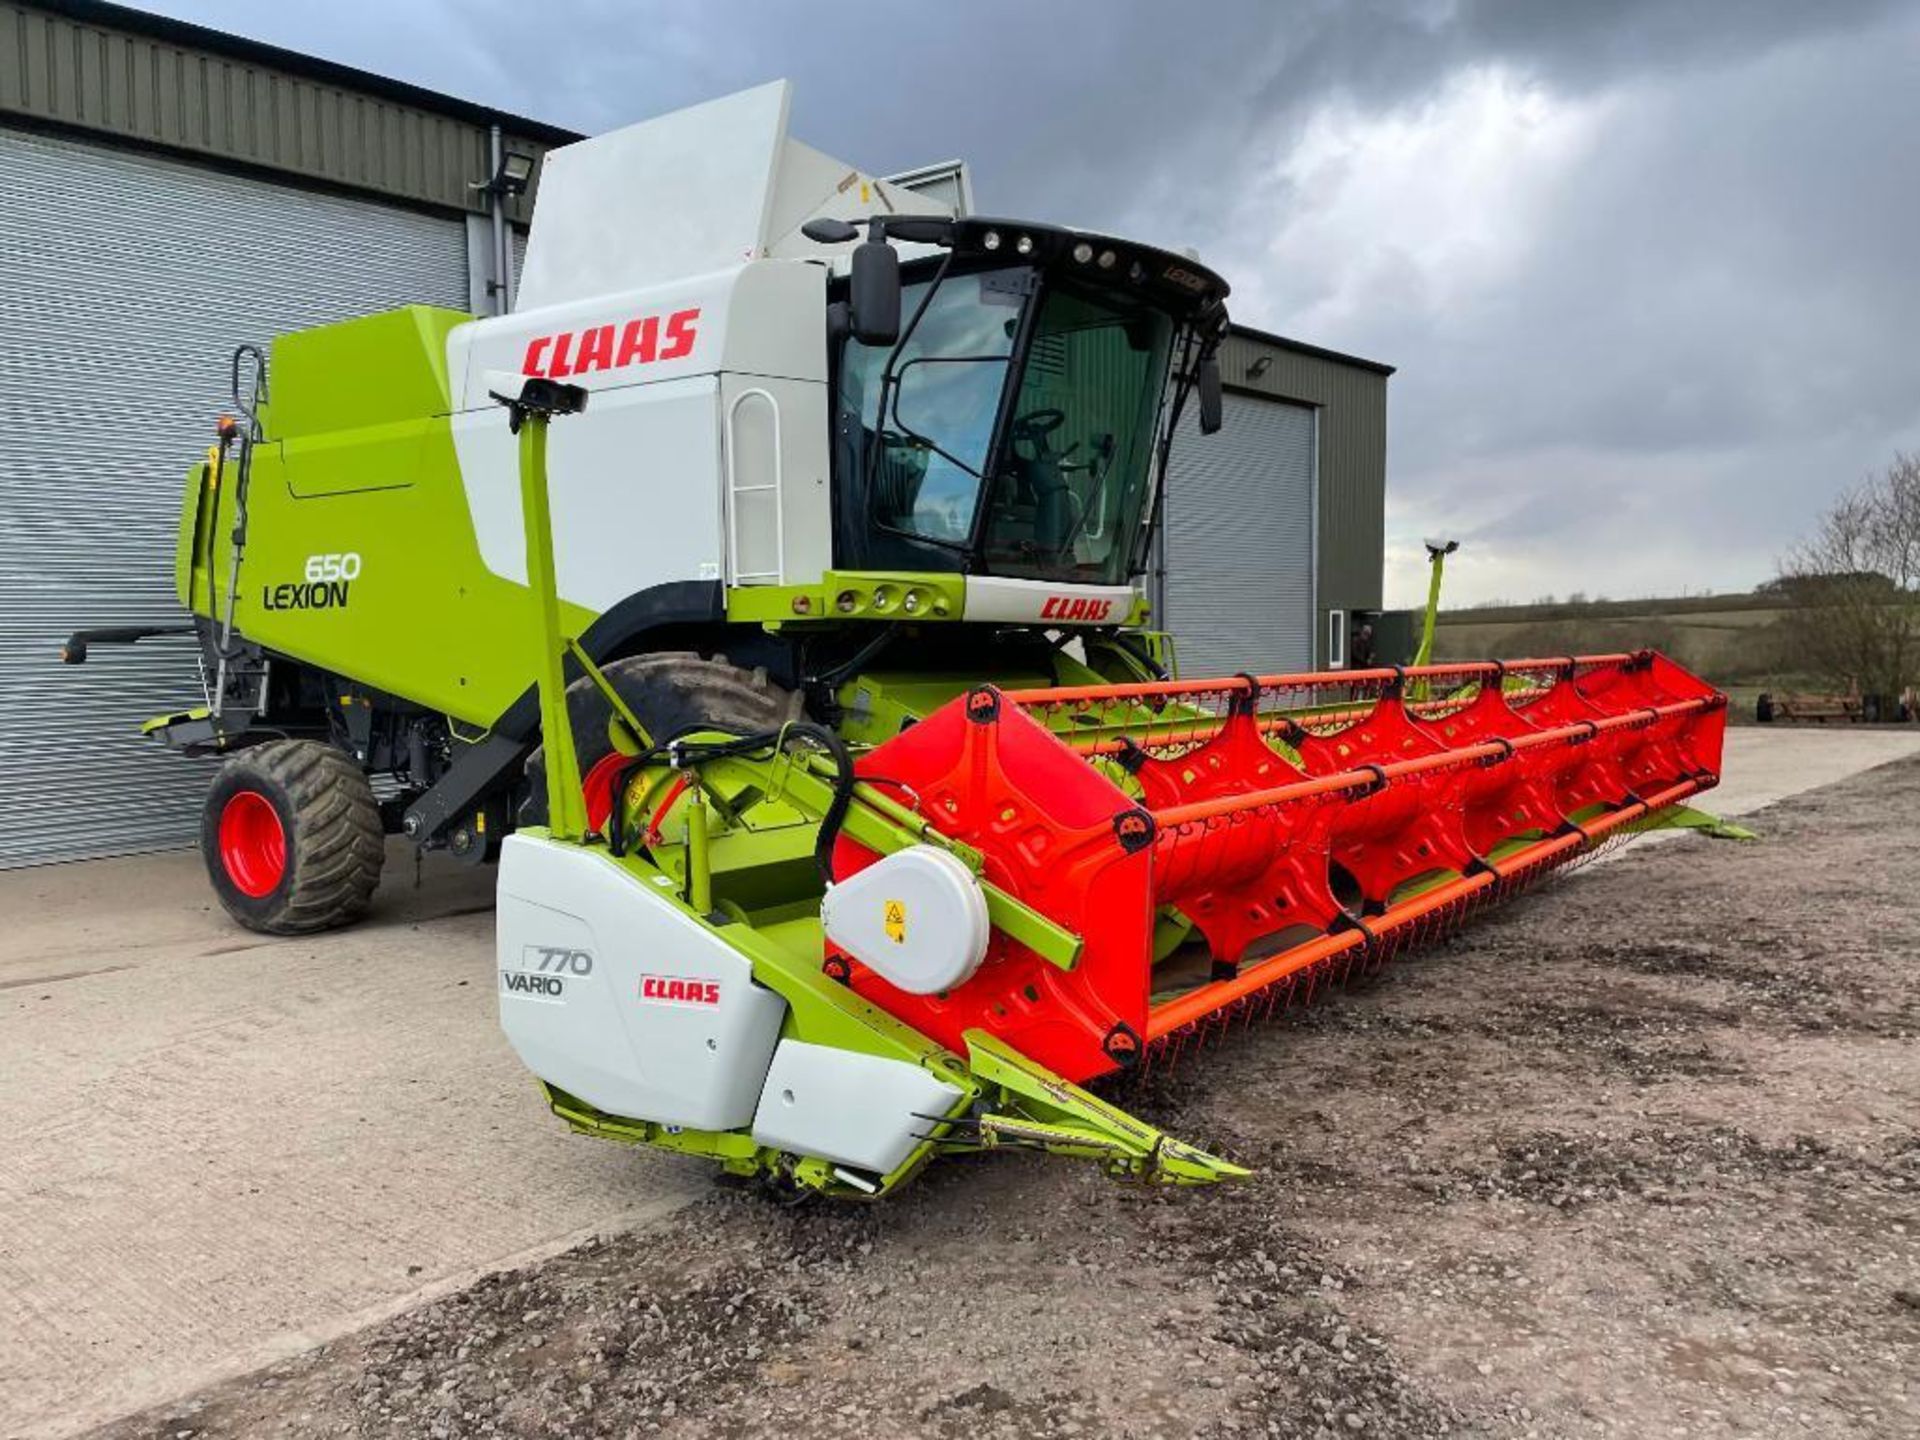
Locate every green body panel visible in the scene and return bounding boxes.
[725,572,965,625]
[179,306,600,727]
[175,452,216,609]
[270,307,467,442]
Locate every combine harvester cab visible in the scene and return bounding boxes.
[831,655,1727,1082]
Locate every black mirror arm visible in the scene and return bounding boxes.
[1131,325,1209,577]
[884,358,992,485]
[862,249,955,497]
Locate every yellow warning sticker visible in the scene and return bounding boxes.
[883,899,907,945]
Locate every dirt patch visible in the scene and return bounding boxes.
[90,757,1920,1439]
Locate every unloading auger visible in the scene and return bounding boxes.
[492,372,1728,1201]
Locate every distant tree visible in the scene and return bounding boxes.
[1769,570,1904,606]
[1777,453,1920,707]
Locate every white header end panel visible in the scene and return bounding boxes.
[496,834,787,1131]
[752,1040,962,1176]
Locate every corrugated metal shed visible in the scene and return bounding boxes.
[1162,394,1317,675]
[0,122,474,867]
[0,0,579,223]
[1218,325,1391,633]
[1159,326,1391,669]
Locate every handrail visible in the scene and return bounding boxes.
[724,387,784,585]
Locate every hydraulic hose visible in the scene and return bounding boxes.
[605,721,857,889]
[782,722,857,888]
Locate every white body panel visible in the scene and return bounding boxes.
[963,575,1139,626]
[517,80,950,310]
[447,261,832,607]
[454,372,724,608]
[751,1040,962,1176]
[820,846,989,995]
[720,371,832,587]
[496,834,787,1130]
[453,81,959,610]
[517,82,788,311]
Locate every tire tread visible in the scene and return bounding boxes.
[204,739,384,935]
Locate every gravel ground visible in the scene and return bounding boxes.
[89,757,1920,1440]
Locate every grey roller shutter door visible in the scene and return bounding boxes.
[1162,393,1317,678]
[0,125,473,867]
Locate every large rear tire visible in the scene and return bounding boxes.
[202,739,385,934]
[521,653,800,826]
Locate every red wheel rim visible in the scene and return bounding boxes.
[218,790,287,897]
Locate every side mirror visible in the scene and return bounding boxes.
[1197,356,1224,435]
[850,231,902,347]
[800,217,859,244]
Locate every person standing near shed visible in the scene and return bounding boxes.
[1350,621,1376,669]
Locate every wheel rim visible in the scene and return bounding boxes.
[219,790,287,897]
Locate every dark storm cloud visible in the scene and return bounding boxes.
[135,0,1920,602]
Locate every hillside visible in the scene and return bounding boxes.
[1433,593,1794,691]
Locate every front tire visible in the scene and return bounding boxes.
[521,653,801,827]
[202,739,385,934]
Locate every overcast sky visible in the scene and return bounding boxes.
[137,0,1920,606]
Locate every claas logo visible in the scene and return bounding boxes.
[1040,596,1115,622]
[638,973,721,1007]
[522,308,701,379]
[1116,813,1151,843]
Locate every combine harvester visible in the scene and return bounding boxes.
[69,85,1728,1197]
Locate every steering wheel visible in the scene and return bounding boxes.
[1009,408,1067,460]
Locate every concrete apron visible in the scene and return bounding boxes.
[0,841,707,1440]
[1602,727,1920,861]
[2,728,1917,1438]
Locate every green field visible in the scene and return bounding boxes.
[1433,594,1814,720]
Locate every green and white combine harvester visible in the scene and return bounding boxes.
[69,84,1730,1198]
